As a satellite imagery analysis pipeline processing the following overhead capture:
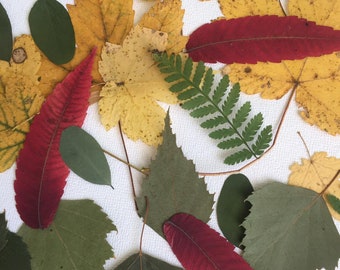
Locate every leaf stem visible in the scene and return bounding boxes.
[319,170,340,196]
[139,196,150,268]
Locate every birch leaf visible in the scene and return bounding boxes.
[220,0,340,135]
[98,26,177,145]
[288,152,340,220]
[139,0,188,54]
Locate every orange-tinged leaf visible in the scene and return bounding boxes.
[288,152,340,220]
[98,26,177,145]
[139,0,188,54]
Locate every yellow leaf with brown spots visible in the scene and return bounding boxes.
[220,0,340,135]
[139,0,187,54]
[288,152,340,220]
[0,35,44,172]
[98,26,177,146]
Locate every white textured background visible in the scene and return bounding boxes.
[0,0,339,269]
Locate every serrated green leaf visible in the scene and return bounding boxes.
[202,68,213,94]
[115,253,183,270]
[178,88,199,100]
[216,174,253,249]
[190,104,217,118]
[175,54,182,71]
[183,57,193,78]
[170,80,191,92]
[251,125,273,155]
[136,113,214,237]
[232,102,251,129]
[201,116,227,129]
[29,0,75,64]
[224,149,253,165]
[212,75,229,105]
[192,61,205,85]
[242,113,263,142]
[0,212,31,270]
[0,3,12,62]
[165,73,183,83]
[209,127,235,139]
[60,126,112,187]
[181,95,206,110]
[19,200,116,270]
[222,84,240,115]
[326,194,340,214]
[218,137,243,150]
[243,182,340,270]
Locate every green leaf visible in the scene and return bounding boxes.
[0,3,12,62]
[60,126,112,187]
[115,253,183,270]
[0,212,31,270]
[216,174,253,249]
[242,182,340,270]
[19,200,116,270]
[29,0,75,64]
[326,194,340,214]
[136,112,214,237]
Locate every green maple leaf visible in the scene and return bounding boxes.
[18,200,116,270]
[242,182,340,270]
[0,212,31,270]
[137,112,214,237]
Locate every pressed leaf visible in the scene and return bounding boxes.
[29,0,75,64]
[242,182,340,270]
[60,126,112,187]
[0,3,12,62]
[14,49,95,229]
[216,174,253,249]
[115,253,182,270]
[163,213,253,270]
[326,194,340,214]
[18,200,116,270]
[136,113,214,237]
[0,212,31,270]
[186,16,340,64]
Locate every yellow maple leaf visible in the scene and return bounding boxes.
[139,0,188,54]
[63,0,135,84]
[220,0,340,135]
[98,26,177,146]
[0,35,44,172]
[288,152,340,220]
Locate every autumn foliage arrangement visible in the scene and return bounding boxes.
[0,0,339,269]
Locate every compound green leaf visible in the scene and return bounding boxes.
[60,126,112,187]
[216,174,253,249]
[243,182,340,270]
[29,0,75,64]
[136,112,214,237]
[0,3,12,62]
[18,200,116,270]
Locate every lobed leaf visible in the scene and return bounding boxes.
[0,3,12,62]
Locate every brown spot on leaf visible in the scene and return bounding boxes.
[12,47,27,63]
[244,66,252,73]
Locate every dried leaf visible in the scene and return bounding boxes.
[288,152,340,220]
[326,194,340,214]
[98,26,177,145]
[221,0,340,135]
[0,2,12,62]
[242,182,340,270]
[18,200,116,270]
[164,213,253,270]
[139,0,188,54]
[14,49,95,228]
[136,113,214,237]
[64,0,134,83]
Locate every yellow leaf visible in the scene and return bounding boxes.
[220,0,340,135]
[0,35,44,172]
[288,152,340,220]
[64,0,135,84]
[98,26,177,145]
[139,0,188,53]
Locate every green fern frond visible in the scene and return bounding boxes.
[154,53,273,165]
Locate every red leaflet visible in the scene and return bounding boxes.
[186,15,340,64]
[14,49,96,229]
[163,213,253,270]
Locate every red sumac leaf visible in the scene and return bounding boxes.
[14,48,96,229]
[186,15,340,64]
[163,213,252,270]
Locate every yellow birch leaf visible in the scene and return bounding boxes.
[98,26,178,146]
[139,0,188,54]
[0,35,44,172]
[63,0,135,84]
[220,0,340,135]
[288,152,340,220]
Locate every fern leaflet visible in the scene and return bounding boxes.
[154,53,273,165]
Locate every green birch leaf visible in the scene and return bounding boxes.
[136,112,214,237]
[29,0,75,64]
[18,200,116,270]
[0,212,31,270]
[243,182,340,270]
[216,174,253,249]
[60,126,112,187]
[0,3,12,62]
[326,194,340,214]
[115,253,183,270]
